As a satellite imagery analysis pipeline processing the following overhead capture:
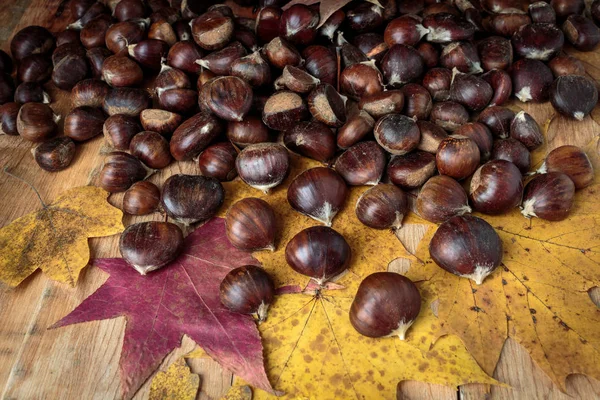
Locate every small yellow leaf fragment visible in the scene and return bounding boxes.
[149,357,200,400]
[221,385,253,400]
[184,347,209,359]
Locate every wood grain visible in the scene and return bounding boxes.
[0,1,599,399]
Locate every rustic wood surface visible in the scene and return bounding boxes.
[0,1,599,399]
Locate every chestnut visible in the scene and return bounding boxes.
[256,7,283,44]
[231,51,271,88]
[381,44,424,87]
[417,175,471,223]
[337,32,369,68]
[17,102,59,142]
[337,110,375,149]
[105,21,146,54]
[56,29,81,47]
[71,79,110,108]
[14,82,50,104]
[167,41,203,74]
[401,83,432,120]
[119,221,184,275]
[170,112,223,161]
[122,181,161,215]
[287,167,348,226]
[191,10,234,50]
[102,55,143,87]
[374,113,420,155]
[511,58,554,103]
[340,61,384,100]
[423,13,474,43]
[477,36,513,71]
[454,122,494,161]
[98,151,151,193]
[10,26,55,62]
[234,26,258,52]
[548,53,585,77]
[417,42,440,69]
[64,106,106,142]
[274,66,320,94]
[551,0,585,21]
[227,116,271,148]
[422,68,452,101]
[0,102,20,136]
[33,136,76,172]
[509,111,543,150]
[17,55,52,83]
[416,120,448,153]
[334,141,386,186]
[319,9,344,41]
[346,2,384,33]
[80,14,112,49]
[529,2,556,24]
[283,120,336,162]
[279,4,319,46]
[489,13,531,37]
[264,37,302,70]
[356,184,408,230]
[491,138,531,174]
[358,90,405,119]
[262,91,309,131]
[51,44,90,91]
[550,75,598,121]
[129,131,172,169]
[469,159,524,215]
[477,106,515,139]
[436,136,481,180]
[521,172,575,221]
[161,174,225,225]
[225,198,276,251]
[198,142,238,182]
[285,226,351,284]
[103,114,142,150]
[140,109,181,136]
[429,101,469,132]
[511,23,564,61]
[440,41,482,74]
[158,88,198,114]
[481,69,512,106]
[148,20,177,46]
[154,64,191,98]
[114,0,147,22]
[350,272,420,340]
[539,145,593,189]
[429,215,502,285]
[202,76,253,122]
[384,15,429,47]
[302,45,338,86]
[236,143,289,193]
[450,71,492,112]
[86,47,112,79]
[103,87,150,117]
[195,42,247,76]
[307,84,346,128]
[353,32,389,62]
[128,39,170,70]
[220,265,275,322]
[387,151,437,190]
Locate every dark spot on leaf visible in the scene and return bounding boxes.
[370,352,378,358]
[529,308,537,314]
[291,319,299,326]
[418,362,429,372]
[580,338,588,344]
[330,347,339,355]
[304,354,313,363]
[329,373,343,385]
[449,345,457,351]
[502,279,508,285]
[472,288,477,294]
[524,248,530,252]
[532,316,537,324]
[377,383,384,391]
[523,276,529,281]
[470,306,483,312]
[559,321,570,331]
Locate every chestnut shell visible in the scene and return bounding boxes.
[226,197,277,251]
[161,174,225,225]
[220,265,275,321]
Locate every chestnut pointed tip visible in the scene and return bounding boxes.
[42,92,51,104]
[574,112,585,121]
[255,302,270,323]
[520,199,537,219]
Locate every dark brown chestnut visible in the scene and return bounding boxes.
[359,90,405,119]
[381,44,424,87]
[401,83,432,120]
[264,37,302,70]
[355,184,408,230]
[429,215,502,284]
[0,102,20,136]
[231,51,271,87]
[274,65,320,94]
[198,142,238,181]
[353,32,389,62]
[346,2,384,33]
[236,143,290,193]
[319,9,344,41]
[225,198,276,252]
[119,221,184,275]
[529,2,556,24]
[17,55,52,83]
[103,114,142,150]
[64,106,106,142]
[154,63,191,98]
[350,272,421,340]
[279,4,319,46]
[450,71,493,112]
[10,26,55,62]
[14,82,49,104]
[429,101,469,132]
[469,159,523,214]
[539,145,593,189]
[148,20,177,46]
[337,32,369,69]
[256,6,282,44]
[140,109,182,136]
[262,90,309,131]
[334,141,386,186]
[191,10,234,50]
[161,174,225,225]
[128,39,170,70]
[374,113,420,155]
[170,112,223,161]
[551,0,584,21]
[481,69,512,106]
[416,120,448,153]
[477,106,515,139]
[384,15,428,47]
[417,175,471,223]
[33,136,76,172]
[283,120,336,162]
[122,181,161,215]
[202,76,253,122]
[71,79,110,108]
[220,265,275,322]
[489,13,531,37]
[102,55,143,87]
[17,102,59,142]
[387,150,437,190]
[440,41,482,74]
[98,151,151,193]
[285,226,351,284]
[80,14,112,49]
[337,110,375,150]
[423,13,474,43]
[51,43,90,90]
[86,47,112,79]
[287,167,348,226]
[512,23,564,61]
[340,61,384,100]
[436,136,481,180]
[491,138,531,174]
[227,116,271,148]
[548,52,585,77]
[477,36,513,71]
[130,131,172,169]
[167,41,203,74]
[509,111,542,150]
[417,42,440,68]
[302,45,337,86]
[307,84,346,128]
[511,58,554,103]
[550,75,598,121]
[521,172,575,221]
[158,88,198,114]
[423,68,452,101]
[103,87,150,116]
[454,122,494,161]
[55,29,81,47]
[105,20,146,54]
[114,0,147,22]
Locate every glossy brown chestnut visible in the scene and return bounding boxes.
[102,55,143,87]
[307,84,346,128]
[511,58,554,103]
[98,151,151,193]
[353,32,389,62]
[529,1,556,24]
[454,122,494,161]
[51,43,89,90]
[231,51,271,88]
[469,159,523,214]
[103,87,150,117]
[384,15,428,47]
[105,21,146,54]
[197,142,237,181]
[14,82,49,104]
[154,64,191,98]
[346,2,384,33]
[161,174,225,225]
[423,13,474,43]
[33,136,76,172]
[450,71,493,112]
[283,120,336,162]
[122,181,161,215]
[539,145,593,189]
[195,41,247,76]
[548,53,585,77]
[440,41,482,74]
[509,111,543,150]
[550,75,598,121]
[285,226,351,284]
[262,91,309,131]
[387,151,437,190]
[103,114,142,150]
[337,110,375,149]
[422,68,452,101]
[511,23,564,61]
[359,90,405,119]
[337,32,369,68]
[64,106,105,142]
[191,10,234,50]
[167,41,203,74]
[436,136,481,180]
[256,6,282,44]
[148,20,176,46]
[86,47,112,79]
[140,109,181,136]
[481,69,512,106]
[279,4,319,46]
[381,44,424,87]
[491,138,531,174]
[220,265,275,322]
[158,88,198,114]
[489,13,531,37]
[128,39,170,70]
[129,131,172,169]
[17,102,59,142]
[114,0,147,22]
[417,175,471,223]
[401,83,432,120]
[170,112,223,161]
[334,141,386,186]
[202,76,253,122]
[417,42,440,68]
[477,106,515,139]
[416,120,448,153]
[319,9,344,40]
[71,79,110,108]
[17,55,52,83]
[227,116,271,148]
[10,26,55,62]
[521,172,575,221]
[225,198,277,252]
[80,14,112,49]
[350,272,421,340]
[287,167,348,226]
[302,45,337,86]
[477,36,513,71]
[374,113,420,155]
[264,37,302,69]
[429,215,502,284]
[0,102,20,135]
[430,101,469,132]
[355,184,408,230]
[236,143,290,193]
[56,29,81,47]
[119,221,184,275]
[551,0,584,20]
[340,61,384,100]
[274,66,320,94]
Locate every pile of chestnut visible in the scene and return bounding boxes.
[0,0,598,342]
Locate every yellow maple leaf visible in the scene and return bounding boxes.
[149,357,200,400]
[0,185,124,287]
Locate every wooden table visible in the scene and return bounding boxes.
[1,1,599,399]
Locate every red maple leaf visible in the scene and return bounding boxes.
[51,218,276,399]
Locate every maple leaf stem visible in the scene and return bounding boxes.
[3,166,47,208]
